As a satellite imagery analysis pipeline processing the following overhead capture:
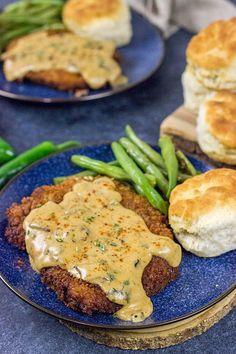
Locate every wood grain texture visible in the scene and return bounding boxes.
[61,289,236,350]
[160,105,197,142]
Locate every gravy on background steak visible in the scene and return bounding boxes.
[24,177,181,322]
[1,30,127,89]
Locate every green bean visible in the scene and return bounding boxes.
[4,0,63,14]
[54,160,119,184]
[111,142,168,214]
[71,155,157,187]
[119,137,150,170]
[0,14,61,26]
[176,150,197,176]
[0,0,64,51]
[56,141,80,151]
[0,141,56,187]
[54,168,156,187]
[125,125,164,168]
[0,138,15,164]
[119,137,168,196]
[159,136,178,198]
[0,25,38,51]
[157,166,191,183]
[54,170,97,184]
[177,173,192,183]
[1,5,62,20]
[71,155,132,181]
[133,183,145,196]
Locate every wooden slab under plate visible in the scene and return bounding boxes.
[160,105,197,142]
[61,289,236,350]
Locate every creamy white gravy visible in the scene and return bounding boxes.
[23,177,181,322]
[2,31,127,89]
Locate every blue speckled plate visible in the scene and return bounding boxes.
[0,11,164,103]
[0,144,235,330]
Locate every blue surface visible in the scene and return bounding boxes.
[0,145,235,330]
[0,11,164,102]
[0,0,236,351]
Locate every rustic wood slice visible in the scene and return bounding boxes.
[160,105,197,142]
[61,289,236,350]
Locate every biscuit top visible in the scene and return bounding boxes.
[63,0,124,26]
[186,17,236,69]
[169,169,236,221]
[204,91,236,148]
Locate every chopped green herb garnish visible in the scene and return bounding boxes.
[84,216,95,223]
[106,273,115,281]
[123,280,130,286]
[95,240,106,252]
[112,223,123,235]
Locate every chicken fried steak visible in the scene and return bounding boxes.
[2,31,125,92]
[6,178,179,316]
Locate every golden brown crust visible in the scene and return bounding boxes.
[41,266,121,314]
[205,91,236,148]
[169,168,236,221]
[24,70,87,91]
[41,258,178,315]
[63,0,122,26]
[187,17,236,69]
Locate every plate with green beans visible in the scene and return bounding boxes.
[0,0,164,102]
[2,127,235,329]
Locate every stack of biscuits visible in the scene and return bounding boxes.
[182,17,236,165]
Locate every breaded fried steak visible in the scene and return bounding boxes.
[6,177,180,321]
[1,30,127,91]
[24,70,87,91]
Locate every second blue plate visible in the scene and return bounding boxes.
[0,11,164,103]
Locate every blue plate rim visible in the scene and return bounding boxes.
[0,11,165,104]
[0,144,235,330]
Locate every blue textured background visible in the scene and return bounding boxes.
[0,0,235,352]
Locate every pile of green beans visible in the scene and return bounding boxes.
[55,125,199,215]
[0,0,65,53]
[0,138,80,188]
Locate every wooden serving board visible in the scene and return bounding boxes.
[61,289,236,350]
[160,105,197,142]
